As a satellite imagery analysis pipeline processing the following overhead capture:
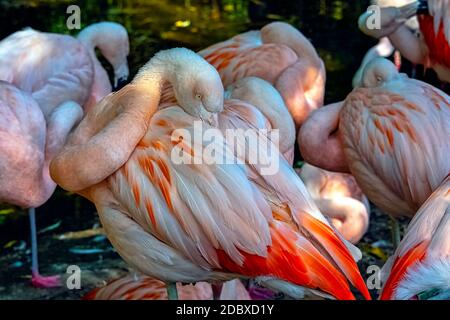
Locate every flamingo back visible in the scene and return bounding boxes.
[340,76,450,218]
[0,82,47,207]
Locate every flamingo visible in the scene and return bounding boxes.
[0,22,130,117]
[299,58,450,246]
[380,175,450,300]
[198,22,326,129]
[0,22,129,288]
[50,48,370,300]
[84,275,250,300]
[0,81,83,287]
[298,164,370,244]
[358,0,450,83]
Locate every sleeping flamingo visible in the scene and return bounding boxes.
[50,48,370,300]
[0,22,129,288]
[298,164,370,244]
[359,0,450,83]
[84,275,250,300]
[198,22,326,129]
[380,175,450,300]
[0,82,83,287]
[299,58,450,246]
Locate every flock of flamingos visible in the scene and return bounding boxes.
[0,0,449,300]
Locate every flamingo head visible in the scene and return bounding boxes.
[90,22,130,89]
[361,58,401,88]
[172,51,224,123]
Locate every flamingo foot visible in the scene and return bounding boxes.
[31,273,61,288]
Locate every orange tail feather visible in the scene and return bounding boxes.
[217,220,366,300]
[301,214,371,300]
[380,242,428,300]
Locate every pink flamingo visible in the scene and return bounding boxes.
[0,22,130,116]
[380,175,450,300]
[298,164,370,244]
[359,0,450,83]
[0,81,83,287]
[84,275,250,300]
[51,48,370,300]
[198,22,326,129]
[299,58,450,245]
[0,22,129,288]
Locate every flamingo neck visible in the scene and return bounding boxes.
[258,101,296,156]
[228,84,296,156]
[77,26,103,67]
[298,102,350,173]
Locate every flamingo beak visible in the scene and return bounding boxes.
[113,63,130,91]
[114,77,129,91]
[416,0,429,15]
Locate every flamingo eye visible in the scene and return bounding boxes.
[376,76,382,83]
[195,93,202,100]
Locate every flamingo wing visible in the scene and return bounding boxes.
[340,81,450,217]
[381,176,450,300]
[217,99,370,299]
[416,0,450,69]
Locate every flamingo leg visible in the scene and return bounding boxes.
[211,283,223,300]
[389,216,401,250]
[28,208,61,288]
[166,282,179,300]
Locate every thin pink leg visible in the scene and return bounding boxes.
[29,208,61,288]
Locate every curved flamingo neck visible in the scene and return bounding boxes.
[275,59,325,128]
[256,100,295,156]
[227,82,296,156]
[77,25,112,106]
[263,25,320,63]
[298,101,350,173]
[77,25,103,65]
